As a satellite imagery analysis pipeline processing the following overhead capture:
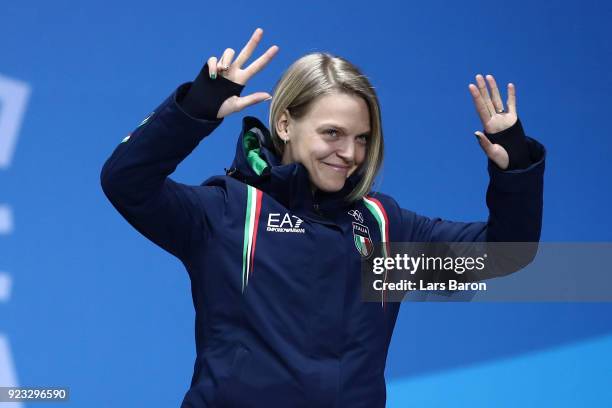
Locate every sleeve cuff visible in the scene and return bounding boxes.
[487,135,546,193]
[140,83,226,147]
[485,117,532,170]
[176,62,245,120]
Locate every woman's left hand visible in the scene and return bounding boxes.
[468,74,517,170]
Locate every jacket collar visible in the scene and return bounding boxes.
[226,116,363,214]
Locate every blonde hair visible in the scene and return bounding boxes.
[268,52,384,203]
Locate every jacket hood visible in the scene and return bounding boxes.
[225,116,364,213]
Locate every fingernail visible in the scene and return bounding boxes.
[265,96,273,101]
[210,72,217,80]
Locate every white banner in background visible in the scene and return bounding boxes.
[0,73,28,407]
[0,74,30,169]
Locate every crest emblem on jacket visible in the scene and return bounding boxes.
[352,222,373,259]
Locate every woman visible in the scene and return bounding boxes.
[100,28,545,407]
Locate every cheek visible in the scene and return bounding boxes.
[356,145,367,164]
[305,139,334,160]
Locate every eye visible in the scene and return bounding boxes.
[356,134,369,144]
[325,128,339,138]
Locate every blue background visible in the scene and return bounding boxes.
[2,0,611,406]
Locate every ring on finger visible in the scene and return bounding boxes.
[218,57,230,71]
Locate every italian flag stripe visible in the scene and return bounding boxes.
[242,185,263,292]
[250,189,263,276]
[363,196,390,256]
[363,195,391,307]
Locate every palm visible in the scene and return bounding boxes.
[468,74,519,170]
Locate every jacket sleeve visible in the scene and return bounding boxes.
[399,124,546,282]
[402,121,546,242]
[100,82,228,262]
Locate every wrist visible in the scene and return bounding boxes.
[485,117,531,170]
[178,62,245,120]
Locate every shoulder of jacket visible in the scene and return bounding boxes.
[361,190,403,223]
[363,190,400,210]
[199,175,265,203]
[200,174,244,188]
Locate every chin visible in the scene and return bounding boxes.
[313,178,345,193]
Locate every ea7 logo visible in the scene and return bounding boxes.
[266,213,305,233]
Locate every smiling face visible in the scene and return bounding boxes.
[277,92,371,193]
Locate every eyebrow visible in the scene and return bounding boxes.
[319,123,371,137]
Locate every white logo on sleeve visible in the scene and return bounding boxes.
[266,213,305,233]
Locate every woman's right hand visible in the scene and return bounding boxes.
[207,28,279,119]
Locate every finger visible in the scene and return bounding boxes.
[474,130,494,153]
[476,74,495,116]
[486,74,504,113]
[234,27,263,68]
[243,45,279,80]
[217,48,236,72]
[207,56,218,79]
[507,83,517,115]
[468,84,491,123]
[235,92,274,111]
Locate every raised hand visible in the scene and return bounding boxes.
[468,74,518,170]
[208,28,279,118]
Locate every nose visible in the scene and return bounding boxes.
[336,138,355,163]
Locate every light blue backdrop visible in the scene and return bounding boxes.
[1,0,611,406]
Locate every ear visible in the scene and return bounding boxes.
[275,109,291,139]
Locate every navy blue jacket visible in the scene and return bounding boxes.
[100,81,546,407]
